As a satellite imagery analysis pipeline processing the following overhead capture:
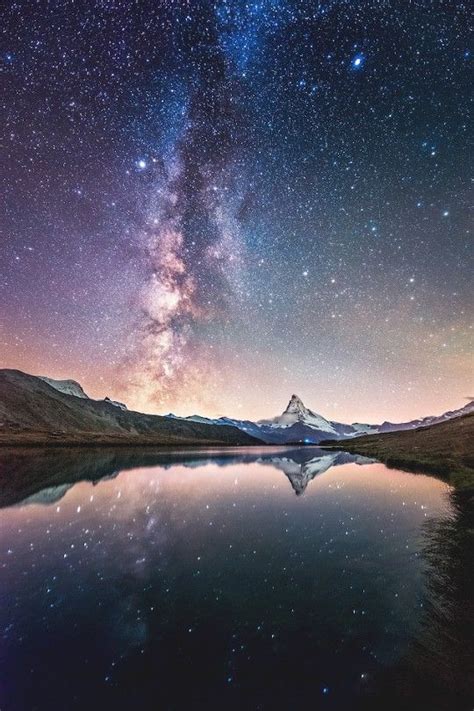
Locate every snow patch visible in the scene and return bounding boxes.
[39,376,89,399]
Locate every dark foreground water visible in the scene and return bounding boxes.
[0,447,472,710]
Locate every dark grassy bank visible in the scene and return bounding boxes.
[323,412,474,490]
[0,431,261,447]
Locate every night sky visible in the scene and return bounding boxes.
[1,1,472,422]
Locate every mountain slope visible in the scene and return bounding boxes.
[324,413,474,489]
[0,370,262,447]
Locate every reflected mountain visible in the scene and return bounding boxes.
[19,483,75,506]
[0,446,376,508]
[257,450,375,495]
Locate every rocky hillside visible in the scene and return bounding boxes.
[0,370,262,447]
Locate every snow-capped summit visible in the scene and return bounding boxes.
[39,375,128,410]
[38,376,89,399]
[284,394,311,416]
[258,394,338,436]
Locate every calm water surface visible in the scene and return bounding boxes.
[0,447,471,710]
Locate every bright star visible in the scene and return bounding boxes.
[352,54,364,69]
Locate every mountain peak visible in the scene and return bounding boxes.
[284,394,309,416]
[290,394,303,403]
[255,393,338,438]
[38,376,89,399]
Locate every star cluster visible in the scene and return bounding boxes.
[1,0,472,420]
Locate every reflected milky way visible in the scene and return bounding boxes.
[0,447,458,710]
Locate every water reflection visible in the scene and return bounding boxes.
[0,446,470,710]
[0,446,375,508]
[416,488,474,707]
[418,489,473,701]
[259,449,376,495]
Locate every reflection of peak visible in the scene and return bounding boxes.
[258,449,376,495]
[269,453,339,495]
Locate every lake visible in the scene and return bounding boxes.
[0,447,472,710]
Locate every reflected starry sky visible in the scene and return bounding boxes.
[0,455,453,708]
[1,1,472,421]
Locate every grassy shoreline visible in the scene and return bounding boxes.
[323,412,474,490]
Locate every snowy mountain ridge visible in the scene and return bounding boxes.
[36,374,474,446]
[168,393,474,445]
[39,376,89,399]
[39,376,128,410]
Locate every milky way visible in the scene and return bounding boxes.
[126,46,248,411]
[1,1,472,421]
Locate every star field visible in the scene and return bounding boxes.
[1,0,472,421]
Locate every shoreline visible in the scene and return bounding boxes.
[322,413,474,490]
